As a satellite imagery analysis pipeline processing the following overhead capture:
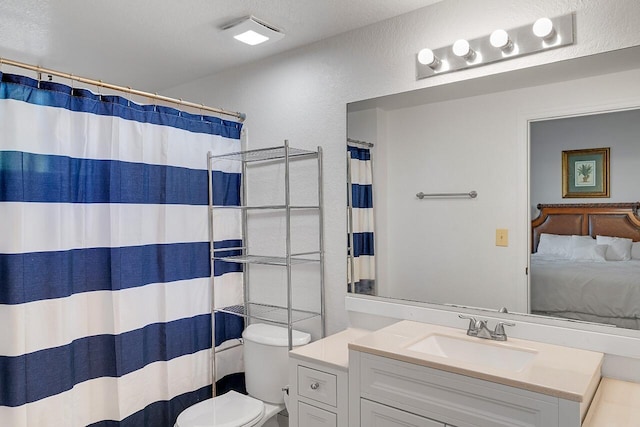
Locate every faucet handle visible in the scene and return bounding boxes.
[493,321,515,340]
[458,314,478,334]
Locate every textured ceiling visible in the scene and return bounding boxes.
[0,0,443,92]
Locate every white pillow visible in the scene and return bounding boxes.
[596,235,633,261]
[632,241,640,260]
[569,235,607,262]
[537,233,572,258]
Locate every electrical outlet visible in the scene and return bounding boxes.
[496,229,509,247]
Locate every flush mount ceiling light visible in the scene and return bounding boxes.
[222,16,284,46]
[416,13,574,80]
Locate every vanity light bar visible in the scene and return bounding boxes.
[416,13,575,80]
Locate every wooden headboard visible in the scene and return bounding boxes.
[531,203,640,252]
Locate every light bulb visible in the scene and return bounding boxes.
[533,17,555,39]
[490,29,513,50]
[452,39,476,61]
[417,48,441,69]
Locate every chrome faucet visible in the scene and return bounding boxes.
[473,319,493,339]
[458,314,515,341]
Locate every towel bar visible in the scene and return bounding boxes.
[416,191,477,199]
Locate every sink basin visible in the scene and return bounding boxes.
[406,334,537,372]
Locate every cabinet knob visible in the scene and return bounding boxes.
[310,382,320,390]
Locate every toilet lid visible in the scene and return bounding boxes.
[175,391,265,427]
[242,323,311,347]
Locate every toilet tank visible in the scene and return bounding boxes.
[242,323,311,404]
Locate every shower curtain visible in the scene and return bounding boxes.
[347,144,375,295]
[0,72,244,426]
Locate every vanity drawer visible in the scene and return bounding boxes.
[359,353,559,427]
[361,398,446,427]
[298,401,337,427]
[298,365,337,407]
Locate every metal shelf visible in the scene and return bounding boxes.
[213,253,321,266]
[216,303,321,325]
[209,145,318,162]
[211,205,320,211]
[208,139,325,365]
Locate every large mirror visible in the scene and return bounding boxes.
[346,46,640,333]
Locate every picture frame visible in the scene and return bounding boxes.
[562,147,610,198]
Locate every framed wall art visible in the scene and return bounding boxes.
[562,147,610,198]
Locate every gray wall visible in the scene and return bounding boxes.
[530,108,640,216]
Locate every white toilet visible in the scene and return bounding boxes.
[175,323,311,427]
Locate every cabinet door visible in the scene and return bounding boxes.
[359,353,559,427]
[361,399,444,427]
[298,401,337,427]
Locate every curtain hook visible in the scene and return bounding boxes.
[153,93,158,112]
[67,73,76,96]
[127,86,131,107]
[178,98,183,117]
[97,80,103,101]
[200,103,205,121]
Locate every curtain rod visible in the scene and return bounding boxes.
[0,57,246,122]
[347,137,374,148]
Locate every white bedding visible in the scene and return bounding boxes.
[530,254,640,327]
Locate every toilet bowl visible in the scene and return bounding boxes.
[175,324,311,427]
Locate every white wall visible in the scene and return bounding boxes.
[165,0,640,335]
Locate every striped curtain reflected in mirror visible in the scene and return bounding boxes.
[347,141,376,295]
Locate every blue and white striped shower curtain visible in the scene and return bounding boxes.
[347,145,375,295]
[0,72,244,426]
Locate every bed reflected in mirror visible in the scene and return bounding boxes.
[529,108,640,330]
[530,203,640,329]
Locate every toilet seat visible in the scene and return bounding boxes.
[175,391,265,427]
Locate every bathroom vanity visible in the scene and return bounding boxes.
[288,328,370,427]
[582,378,640,426]
[347,321,603,427]
[288,320,640,427]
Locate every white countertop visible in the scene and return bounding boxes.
[348,320,603,403]
[583,378,640,427]
[289,327,371,371]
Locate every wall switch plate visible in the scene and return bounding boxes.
[496,229,509,247]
